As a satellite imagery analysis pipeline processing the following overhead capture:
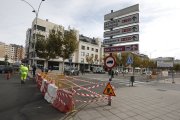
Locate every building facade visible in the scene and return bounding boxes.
[0,42,24,63]
[25,18,103,70]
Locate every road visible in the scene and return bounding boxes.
[0,73,64,120]
[1,72,180,120]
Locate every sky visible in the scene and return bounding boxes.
[0,0,180,59]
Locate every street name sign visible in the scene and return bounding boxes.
[104,34,139,45]
[104,25,139,37]
[104,44,139,53]
[104,13,139,30]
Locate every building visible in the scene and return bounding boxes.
[0,42,25,63]
[25,18,103,70]
[0,42,5,59]
[26,18,64,66]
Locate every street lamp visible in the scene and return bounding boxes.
[21,0,45,65]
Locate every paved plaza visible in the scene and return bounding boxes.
[64,78,180,120]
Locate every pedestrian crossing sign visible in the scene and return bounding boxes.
[127,55,133,64]
[103,82,116,96]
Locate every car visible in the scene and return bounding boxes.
[0,65,13,73]
[0,65,5,73]
[64,67,79,75]
[142,71,152,75]
[93,67,105,74]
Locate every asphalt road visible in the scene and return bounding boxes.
[0,73,64,120]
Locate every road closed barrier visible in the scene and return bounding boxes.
[52,89,74,113]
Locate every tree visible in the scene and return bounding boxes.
[60,29,78,71]
[35,33,56,68]
[50,27,78,70]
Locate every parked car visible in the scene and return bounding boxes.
[64,67,79,75]
[93,67,105,74]
[0,65,13,73]
[0,65,5,73]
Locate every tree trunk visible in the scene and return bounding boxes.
[62,59,65,74]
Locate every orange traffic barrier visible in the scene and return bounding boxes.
[52,89,74,113]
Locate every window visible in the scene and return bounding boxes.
[81,58,84,63]
[34,25,46,31]
[81,52,85,56]
[86,53,89,56]
[87,47,89,50]
[81,45,85,50]
[92,48,94,51]
[96,49,98,52]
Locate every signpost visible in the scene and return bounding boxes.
[104,34,139,45]
[104,25,139,37]
[104,44,139,53]
[103,4,139,106]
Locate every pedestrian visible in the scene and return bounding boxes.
[81,68,84,75]
[32,64,36,77]
[20,65,28,84]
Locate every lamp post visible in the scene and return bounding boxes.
[21,0,45,65]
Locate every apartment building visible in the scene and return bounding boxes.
[25,18,103,70]
[0,42,25,63]
[26,18,64,66]
[0,42,5,59]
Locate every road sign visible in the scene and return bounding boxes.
[104,44,139,53]
[103,34,139,45]
[104,25,139,37]
[103,82,116,96]
[127,55,133,64]
[104,13,139,30]
[104,55,116,69]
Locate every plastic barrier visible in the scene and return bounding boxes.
[40,79,49,96]
[36,74,43,89]
[44,84,58,104]
[52,89,74,113]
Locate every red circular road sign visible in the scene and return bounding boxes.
[104,55,116,69]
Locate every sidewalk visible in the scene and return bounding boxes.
[66,79,180,120]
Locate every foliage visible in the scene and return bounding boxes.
[61,29,78,60]
[174,64,180,71]
[35,35,56,60]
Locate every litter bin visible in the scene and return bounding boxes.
[130,76,135,86]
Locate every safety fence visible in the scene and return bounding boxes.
[35,72,112,113]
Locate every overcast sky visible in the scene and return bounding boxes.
[0,0,180,59]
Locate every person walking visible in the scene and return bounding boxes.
[32,64,36,77]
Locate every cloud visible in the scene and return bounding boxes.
[0,0,180,59]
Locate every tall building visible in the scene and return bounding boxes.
[0,42,25,63]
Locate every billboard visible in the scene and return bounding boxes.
[103,34,139,45]
[104,25,139,37]
[104,44,139,53]
[157,61,173,68]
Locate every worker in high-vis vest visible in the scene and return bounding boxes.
[20,64,28,84]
